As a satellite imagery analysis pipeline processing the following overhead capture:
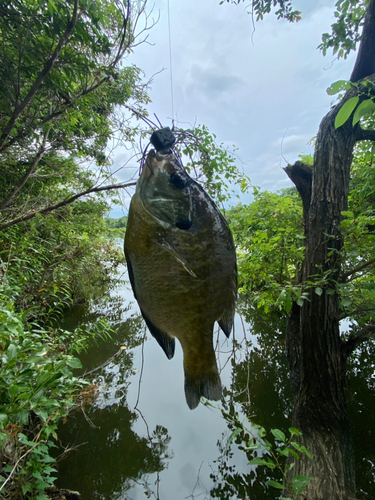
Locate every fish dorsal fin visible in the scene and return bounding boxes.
[142,313,175,360]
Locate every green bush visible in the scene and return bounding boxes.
[0,298,112,499]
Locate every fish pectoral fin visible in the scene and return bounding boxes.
[124,251,139,300]
[152,240,196,278]
[218,304,236,338]
[142,312,175,360]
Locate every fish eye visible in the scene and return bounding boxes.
[170,172,188,190]
[176,218,192,230]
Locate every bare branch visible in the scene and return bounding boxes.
[340,307,375,321]
[0,0,79,152]
[342,324,375,358]
[341,256,375,283]
[0,180,137,232]
[355,127,375,142]
[283,161,313,222]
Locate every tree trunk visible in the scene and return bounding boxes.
[284,106,358,499]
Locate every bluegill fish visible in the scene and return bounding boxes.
[124,150,237,409]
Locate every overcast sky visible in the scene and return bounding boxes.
[110,0,357,216]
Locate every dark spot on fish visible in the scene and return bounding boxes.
[176,218,192,230]
[170,172,188,190]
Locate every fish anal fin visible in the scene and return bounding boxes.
[142,313,175,360]
[184,368,222,410]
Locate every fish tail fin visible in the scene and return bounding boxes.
[184,365,222,410]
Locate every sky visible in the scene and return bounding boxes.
[109,0,357,217]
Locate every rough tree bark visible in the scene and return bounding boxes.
[282,2,375,498]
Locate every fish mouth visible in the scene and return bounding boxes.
[148,149,174,161]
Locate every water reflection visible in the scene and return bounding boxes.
[56,295,172,499]
[346,336,375,498]
[55,290,375,499]
[209,303,292,499]
[210,301,375,500]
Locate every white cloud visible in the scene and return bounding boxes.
[114,0,357,202]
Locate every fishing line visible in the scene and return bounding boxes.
[167,0,175,126]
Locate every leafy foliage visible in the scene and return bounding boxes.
[219,0,302,23]
[227,188,304,313]
[337,142,375,324]
[209,397,313,500]
[0,0,150,230]
[171,125,251,203]
[0,297,112,499]
[326,79,375,129]
[319,0,367,59]
[0,199,123,325]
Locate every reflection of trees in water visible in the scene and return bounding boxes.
[210,304,292,499]
[210,301,375,499]
[56,296,172,500]
[57,401,171,499]
[346,336,375,498]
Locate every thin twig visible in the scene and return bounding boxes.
[0,441,43,492]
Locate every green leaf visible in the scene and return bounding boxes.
[35,410,49,422]
[291,441,312,458]
[326,80,351,95]
[248,457,269,466]
[36,492,49,500]
[289,427,302,436]
[292,474,314,495]
[245,443,261,450]
[271,428,286,442]
[286,447,299,459]
[36,372,53,389]
[66,356,82,369]
[284,296,292,314]
[266,479,284,490]
[314,287,323,296]
[7,343,18,359]
[15,409,29,425]
[352,99,375,125]
[0,414,9,428]
[341,298,352,308]
[227,427,242,444]
[335,96,359,128]
[22,483,33,495]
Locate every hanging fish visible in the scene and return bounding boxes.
[124,149,237,409]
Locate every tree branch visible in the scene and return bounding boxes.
[0,0,79,152]
[342,324,375,358]
[341,256,375,282]
[350,0,375,82]
[0,130,50,210]
[0,180,137,231]
[355,126,375,142]
[283,161,313,222]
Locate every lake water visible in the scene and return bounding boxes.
[55,279,375,499]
